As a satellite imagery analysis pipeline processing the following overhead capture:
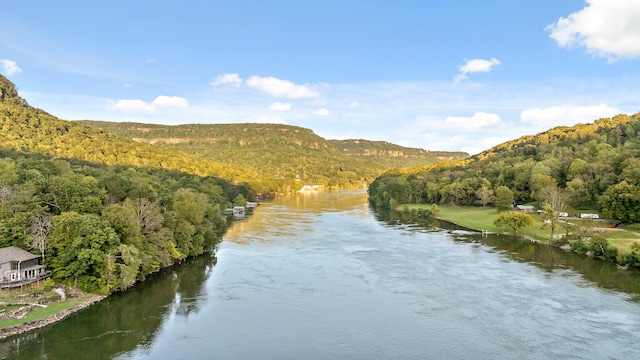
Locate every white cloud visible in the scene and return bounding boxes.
[109,99,156,113]
[269,102,292,111]
[520,104,621,128]
[109,95,188,113]
[211,73,243,87]
[0,59,23,76]
[454,58,501,82]
[444,112,503,131]
[246,76,319,98]
[547,0,640,60]
[152,95,189,108]
[313,108,330,116]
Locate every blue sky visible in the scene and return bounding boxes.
[2,0,640,155]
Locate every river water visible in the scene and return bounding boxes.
[2,190,640,359]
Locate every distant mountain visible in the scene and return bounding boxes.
[329,139,467,168]
[78,121,467,192]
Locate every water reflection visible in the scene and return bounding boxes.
[376,207,640,297]
[3,190,640,359]
[0,253,217,360]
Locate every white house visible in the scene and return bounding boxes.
[0,246,49,288]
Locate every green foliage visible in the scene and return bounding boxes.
[494,186,514,212]
[430,204,440,218]
[599,181,640,224]
[368,112,640,225]
[78,121,467,193]
[0,76,254,294]
[42,278,55,291]
[493,211,535,234]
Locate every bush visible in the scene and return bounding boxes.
[43,278,55,291]
[572,240,589,255]
[589,235,609,257]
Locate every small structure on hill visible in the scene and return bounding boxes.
[0,246,50,288]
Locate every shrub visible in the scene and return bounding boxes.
[43,278,55,291]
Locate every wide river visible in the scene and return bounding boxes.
[2,190,640,359]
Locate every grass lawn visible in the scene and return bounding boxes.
[0,295,92,328]
[0,286,96,330]
[400,204,640,254]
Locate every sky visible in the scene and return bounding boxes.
[2,0,640,155]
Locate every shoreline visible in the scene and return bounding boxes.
[0,294,106,340]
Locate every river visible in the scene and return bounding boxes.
[2,190,640,359]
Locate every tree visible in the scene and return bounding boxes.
[233,193,247,207]
[49,212,120,293]
[494,186,514,212]
[539,186,569,238]
[475,185,494,207]
[28,213,52,262]
[599,181,640,224]
[493,211,534,234]
[430,203,440,218]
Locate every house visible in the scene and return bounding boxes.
[516,205,535,213]
[232,206,245,218]
[0,246,50,288]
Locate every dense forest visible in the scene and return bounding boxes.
[78,121,467,193]
[0,76,254,294]
[369,113,640,226]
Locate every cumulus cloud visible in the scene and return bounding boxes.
[211,73,243,87]
[547,0,640,60]
[444,112,502,131]
[520,104,621,128]
[152,95,189,108]
[313,108,330,116]
[109,95,189,113]
[109,99,156,113]
[0,59,23,76]
[454,57,501,82]
[269,102,292,111]
[246,76,319,98]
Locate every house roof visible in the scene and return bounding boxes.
[0,246,40,264]
[516,205,535,210]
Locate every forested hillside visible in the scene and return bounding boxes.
[78,121,467,193]
[0,84,258,185]
[328,139,467,168]
[0,75,254,294]
[369,113,640,225]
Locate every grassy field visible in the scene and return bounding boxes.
[401,204,640,254]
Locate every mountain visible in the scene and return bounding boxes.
[0,78,258,185]
[0,75,257,294]
[78,121,468,193]
[368,113,640,225]
[329,139,467,168]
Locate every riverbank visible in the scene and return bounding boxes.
[400,204,640,257]
[0,285,105,340]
